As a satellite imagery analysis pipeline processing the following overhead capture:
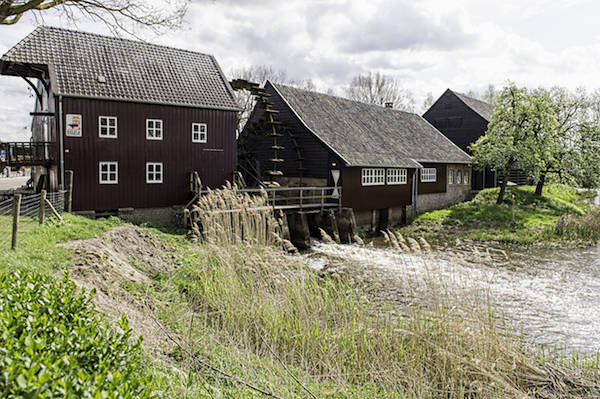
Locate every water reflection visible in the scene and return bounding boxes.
[304,239,600,354]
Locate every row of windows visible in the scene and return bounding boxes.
[72,115,208,143]
[420,168,437,183]
[361,168,408,186]
[448,169,470,185]
[99,161,163,185]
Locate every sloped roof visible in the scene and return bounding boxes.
[452,90,495,121]
[270,82,470,168]
[0,26,240,111]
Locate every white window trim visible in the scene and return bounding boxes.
[421,168,437,183]
[99,161,118,184]
[457,170,462,185]
[146,119,163,140]
[192,123,207,143]
[448,169,454,185]
[464,170,469,185]
[361,168,385,186]
[98,116,118,138]
[146,162,163,184]
[386,168,407,185]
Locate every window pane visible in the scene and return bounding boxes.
[109,118,116,127]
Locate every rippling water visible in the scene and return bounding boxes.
[304,239,600,354]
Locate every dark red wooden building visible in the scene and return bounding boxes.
[0,27,239,220]
[240,82,471,227]
[423,89,529,190]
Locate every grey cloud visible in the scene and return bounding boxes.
[336,1,476,54]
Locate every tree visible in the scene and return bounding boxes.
[421,92,435,112]
[470,85,559,204]
[345,72,415,112]
[0,0,188,34]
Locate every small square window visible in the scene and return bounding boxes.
[146,119,163,140]
[99,162,118,184]
[99,116,117,138]
[192,123,207,143]
[421,168,437,183]
[146,162,163,184]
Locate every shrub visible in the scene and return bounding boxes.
[0,271,152,398]
[555,208,600,241]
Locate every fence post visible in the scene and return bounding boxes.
[11,194,21,250]
[39,190,46,224]
[65,170,73,213]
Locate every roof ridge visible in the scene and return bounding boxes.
[451,89,493,106]
[36,25,215,58]
[270,80,418,117]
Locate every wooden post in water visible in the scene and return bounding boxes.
[39,190,46,224]
[65,170,74,213]
[11,194,21,250]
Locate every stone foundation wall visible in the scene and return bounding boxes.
[416,184,471,214]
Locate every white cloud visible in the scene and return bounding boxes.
[2,0,600,140]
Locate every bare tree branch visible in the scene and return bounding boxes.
[345,71,415,112]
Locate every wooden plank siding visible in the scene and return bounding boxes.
[241,83,343,181]
[417,163,447,194]
[341,167,414,210]
[57,97,237,211]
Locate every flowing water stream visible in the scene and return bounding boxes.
[304,239,600,355]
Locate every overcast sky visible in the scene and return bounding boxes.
[1,0,600,141]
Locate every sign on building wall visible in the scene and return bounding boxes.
[65,114,82,137]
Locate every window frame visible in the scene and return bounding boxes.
[463,170,469,185]
[146,119,163,140]
[98,116,118,138]
[386,168,407,185]
[457,170,462,185]
[420,167,437,183]
[192,123,207,143]
[146,162,163,184]
[361,168,385,186]
[448,169,454,185]
[99,161,118,184]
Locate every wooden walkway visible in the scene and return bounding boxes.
[197,186,342,211]
[1,141,56,170]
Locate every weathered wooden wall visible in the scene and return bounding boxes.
[57,97,237,211]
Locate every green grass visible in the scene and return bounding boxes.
[0,214,122,274]
[1,214,600,397]
[399,184,598,244]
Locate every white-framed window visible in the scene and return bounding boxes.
[387,168,407,185]
[448,169,454,184]
[464,170,469,185]
[146,119,163,140]
[192,123,207,143]
[146,162,163,184]
[99,162,118,184]
[421,168,437,183]
[457,170,462,185]
[99,116,117,138]
[361,168,385,186]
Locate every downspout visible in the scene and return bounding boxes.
[58,96,64,190]
[412,169,418,217]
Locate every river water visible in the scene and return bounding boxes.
[304,239,600,355]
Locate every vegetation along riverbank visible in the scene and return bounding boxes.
[398,184,600,245]
[2,209,600,398]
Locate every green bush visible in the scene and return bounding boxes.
[0,271,152,398]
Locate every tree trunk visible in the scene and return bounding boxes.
[497,179,508,204]
[535,173,546,196]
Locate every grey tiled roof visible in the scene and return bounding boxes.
[452,91,495,121]
[271,82,471,168]
[1,26,240,110]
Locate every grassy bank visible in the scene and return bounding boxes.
[1,214,600,397]
[399,184,598,244]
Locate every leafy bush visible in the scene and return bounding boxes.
[0,271,151,398]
